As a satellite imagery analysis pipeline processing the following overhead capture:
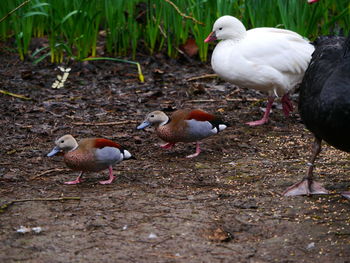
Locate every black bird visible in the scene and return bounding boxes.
[283,35,350,198]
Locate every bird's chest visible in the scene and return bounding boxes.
[156,125,186,143]
[212,46,253,86]
[64,151,101,172]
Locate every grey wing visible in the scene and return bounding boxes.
[186,119,217,140]
[95,147,123,165]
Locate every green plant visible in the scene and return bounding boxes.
[1,0,349,64]
[82,56,144,82]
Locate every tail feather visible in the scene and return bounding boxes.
[209,119,230,133]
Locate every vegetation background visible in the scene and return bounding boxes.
[0,0,349,65]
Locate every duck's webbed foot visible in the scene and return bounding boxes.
[283,178,328,196]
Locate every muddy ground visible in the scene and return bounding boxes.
[0,40,350,263]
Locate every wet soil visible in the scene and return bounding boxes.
[0,41,350,263]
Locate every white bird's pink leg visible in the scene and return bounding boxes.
[99,166,116,185]
[281,94,293,117]
[246,97,274,126]
[64,172,84,185]
[186,142,201,158]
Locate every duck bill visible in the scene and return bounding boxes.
[204,31,217,43]
[47,146,61,157]
[137,121,151,130]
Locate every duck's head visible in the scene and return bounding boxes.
[137,111,169,129]
[47,134,79,157]
[205,15,246,43]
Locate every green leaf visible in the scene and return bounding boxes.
[30,2,50,9]
[61,10,79,24]
[23,11,48,18]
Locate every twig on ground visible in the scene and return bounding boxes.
[226,98,260,102]
[335,232,350,236]
[187,74,218,81]
[73,120,137,126]
[0,89,31,100]
[31,168,71,180]
[0,197,81,213]
[186,99,218,103]
[185,98,260,103]
[151,236,173,247]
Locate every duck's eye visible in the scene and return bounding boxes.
[150,115,154,118]
[219,27,223,30]
[60,140,64,143]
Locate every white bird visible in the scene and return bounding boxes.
[205,15,315,126]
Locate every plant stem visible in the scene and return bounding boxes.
[0,0,31,24]
[0,89,31,100]
[82,56,144,82]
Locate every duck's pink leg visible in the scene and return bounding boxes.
[246,97,274,126]
[186,142,201,158]
[64,172,84,185]
[99,166,116,185]
[160,142,176,149]
[281,94,293,117]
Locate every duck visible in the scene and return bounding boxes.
[205,15,314,126]
[47,134,133,184]
[137,109,228,158]
[283,35,350,199]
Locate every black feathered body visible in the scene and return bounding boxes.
[299,36,350,152]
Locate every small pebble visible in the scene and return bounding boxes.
[16,226,43,234]
[148,233,157,239]
[307,242,315,250]
[16,226,31,234]
[32,227,42,233]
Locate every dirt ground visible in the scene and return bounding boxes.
[1,40,350,263]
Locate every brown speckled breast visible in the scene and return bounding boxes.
[156,125,191,143]
[64,150,107,172]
